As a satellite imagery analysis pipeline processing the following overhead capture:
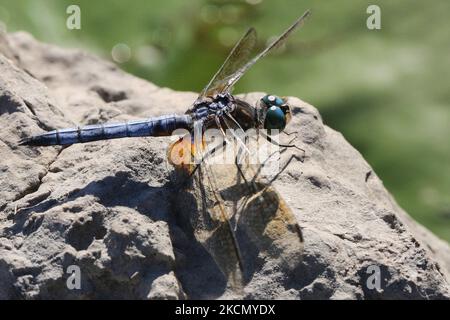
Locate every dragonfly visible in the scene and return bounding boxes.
[20,10,311,289]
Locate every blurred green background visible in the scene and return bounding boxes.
[0,0,449,242]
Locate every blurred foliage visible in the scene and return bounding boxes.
[1,0,449,242]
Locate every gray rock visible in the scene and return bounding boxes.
[0,31,449,300]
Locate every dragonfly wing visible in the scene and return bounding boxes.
[198,28,257,99]
[221,162,305,272]
[223,10,311,92]
[189,162,244,288]
[182,161,304,288]
[238,180,304,270]
[172,120,244,288]
[171,121,304,289]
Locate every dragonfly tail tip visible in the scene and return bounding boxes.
[18,137,33,146]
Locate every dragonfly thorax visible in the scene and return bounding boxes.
[190,93,236,123]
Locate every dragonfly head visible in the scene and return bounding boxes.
[260,94,292,134]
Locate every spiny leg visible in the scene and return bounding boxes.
[250,145,286,185]
[221,114,257,188]
[260,130,305,154]
[222,112,254,183]
[222,113,250,156]
[266,152,305,185]
[225,113,249,148]
[248,133,305,185]
[234,145,249,185]
[221,116,266,200]
[282,130,299,136]
[213,114,248,184]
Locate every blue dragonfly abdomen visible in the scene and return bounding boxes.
[20,114,193,146]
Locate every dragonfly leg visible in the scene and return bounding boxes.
[234,146,249,185]
[222,113,259,188]
[266,152,305,185]
[190,115,247,184]
[282,130,299,136]
[260,131,305,156]
[224,112,250,156]
[245,134,305,185]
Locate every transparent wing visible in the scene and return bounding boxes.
[190,159,305,287]
[222,10,311,93]
[223,163,305,274]
[172,122,303,289]
[198,28,257,99]
[169,120,243,287]
[187,123,244,288]
[192,160,245,288]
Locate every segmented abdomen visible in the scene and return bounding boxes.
[20,114,192,146]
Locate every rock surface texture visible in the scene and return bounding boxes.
[0,31,449,300]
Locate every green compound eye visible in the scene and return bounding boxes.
[262,94,284,107]
[264,105,287,132]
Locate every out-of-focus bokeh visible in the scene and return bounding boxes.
[1,0,449,242]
